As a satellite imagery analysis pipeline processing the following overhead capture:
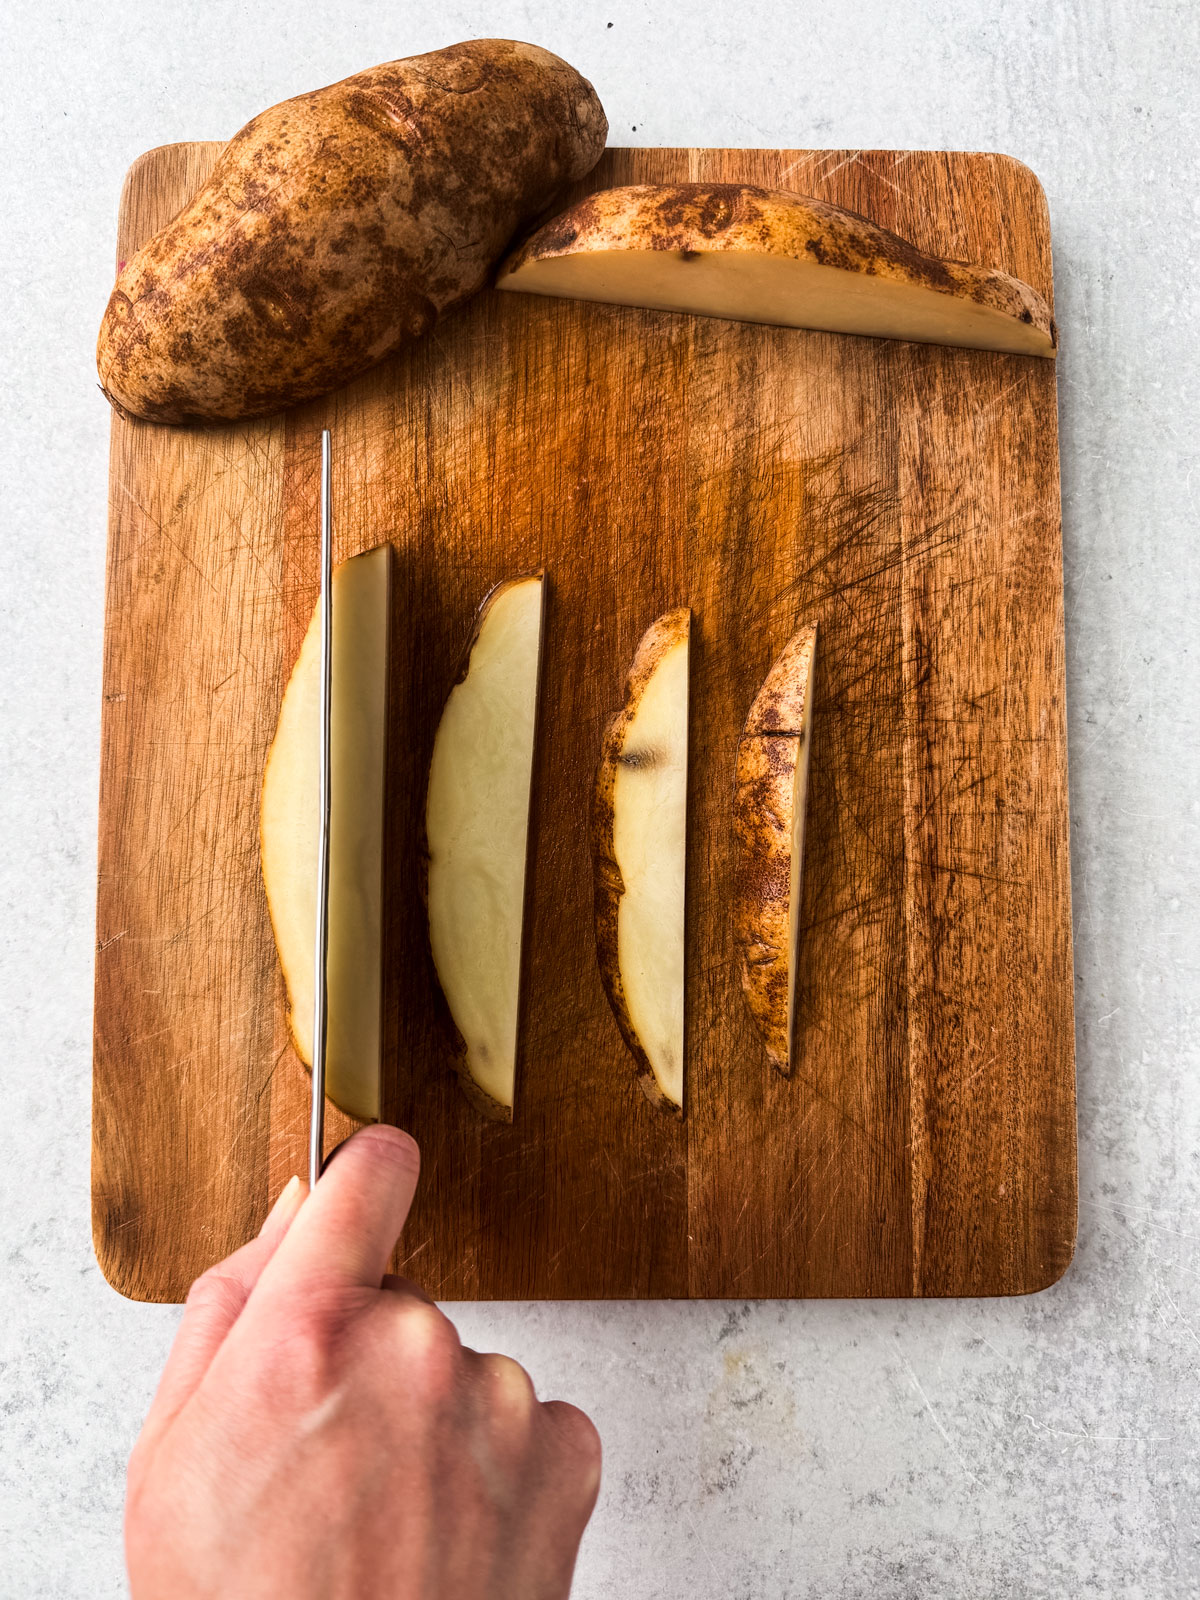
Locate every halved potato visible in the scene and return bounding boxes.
[424,575,545,1121]
[497,183,1056,357]
[732,623,818,1075]
[260,542,393,1121]
[592,610,691,1115]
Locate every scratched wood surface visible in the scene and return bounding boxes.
[93,143,1076,1302]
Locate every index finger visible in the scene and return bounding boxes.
[253,1125,421,1298]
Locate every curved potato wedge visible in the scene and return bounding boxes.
[732,623,818,1075]
[424,574,545,1121]
[592,610,690,1115]
[498,183,1055,358]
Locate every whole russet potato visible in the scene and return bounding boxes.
[97,40,607,424]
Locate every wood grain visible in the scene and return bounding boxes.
[93,143,1076,1302]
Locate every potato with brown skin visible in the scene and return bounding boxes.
[97,40,607,424]
[497,183,1056,357]
[592,610,690,1116]
[732,623,818,1076]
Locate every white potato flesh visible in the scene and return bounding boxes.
[612,632,690,1110]
[260,543,392,1122]
[425,576,544,1116]
[502,249,1054,356]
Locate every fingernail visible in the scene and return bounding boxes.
[261,1174,303,1231]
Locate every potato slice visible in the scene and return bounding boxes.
[425,575,545,1121]
[497,183,1056,358]
[592,610,691,1115]
[260,543,393,1121]
[732,624,818,1075]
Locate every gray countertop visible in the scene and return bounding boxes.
[3,1,1198,1594]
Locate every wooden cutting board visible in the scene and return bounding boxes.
[93,142,1076,1303]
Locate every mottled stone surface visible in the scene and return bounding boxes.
[2,1,1197,1594]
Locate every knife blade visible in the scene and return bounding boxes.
[309,428,333,1189]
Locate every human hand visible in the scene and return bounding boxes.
[125,1126,601,1599]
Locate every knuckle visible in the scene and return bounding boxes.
[396,1301,460,1383]
[480,1353,537,1425]
[543,1400,603,1478]
[185,1266,246,1322]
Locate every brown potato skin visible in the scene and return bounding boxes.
[591,609,690,1118]
[498,182,1056,355]
[742,624,817,735]
[732,734,800,1075]
[732,624,817,1076]
[97,41,607,423]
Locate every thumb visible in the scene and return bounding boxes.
[249,1125,420,1305]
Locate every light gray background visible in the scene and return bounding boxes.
[2,1,1197,1594]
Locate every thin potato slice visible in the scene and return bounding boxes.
[424,575,545,1121]
[732,623,818,1075]
[593,610,691,1115]
[260,543,393,1121]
